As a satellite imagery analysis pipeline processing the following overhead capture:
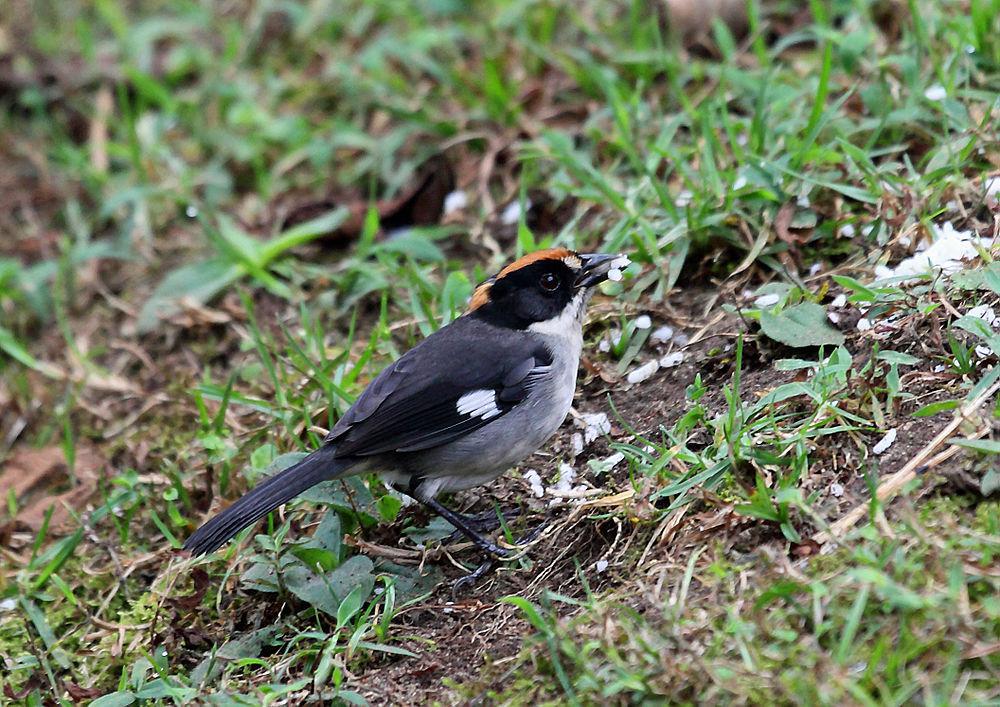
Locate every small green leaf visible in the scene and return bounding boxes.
[759,302,845,348]
[954,315,1000,356]
[89,692,137,707]
[981,468,1000,496]
[249,443,277,470]
[336,583,369,628]
[136,258,242,333]
[951,262,1000,294]
[832,275,878,301]
[376,493,403,522]
[948,438,1000,453]
[877,351,921,365]
[284,555,376,617]
[301,476,378,525]
[501,595,548,632]
[0,325,60,378]
[292,547,338,573]
[913,400,959,417]
[258,207,349,264]
[402,516,455,544]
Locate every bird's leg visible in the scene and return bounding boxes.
[417,496,511,558]
[444,506,522,542]
[451,520,548,594]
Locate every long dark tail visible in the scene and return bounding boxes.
[183,446,351,556]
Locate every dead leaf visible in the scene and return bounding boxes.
[662,0,748,40]
[65,683,103,701]
[774,202,798,246]
[791,538,821,558]
[278,155,455,242]
[0,442,105,540]
[169,567,211,611]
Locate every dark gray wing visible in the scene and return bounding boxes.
[327,317,552,457]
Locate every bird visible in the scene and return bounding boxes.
[183,248,628,576]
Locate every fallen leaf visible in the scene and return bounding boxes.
[662,0,748,39]
[279,155,455,241]
[65,683,103,701]
[0,442,105,541]
[759,302,846,348]
[791,539,821,558]
[774,202,798,246]
[170,568,211,611]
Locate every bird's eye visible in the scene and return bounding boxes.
[539,273,559,292]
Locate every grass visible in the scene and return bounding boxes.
[494,497,1000,705]
[0,0,998,703]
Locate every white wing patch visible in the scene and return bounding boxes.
[456,389,501,420]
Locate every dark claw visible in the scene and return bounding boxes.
[444,506,523,541]
[450,521,548,594]
[480,540,511,558]
[451,559,497,595]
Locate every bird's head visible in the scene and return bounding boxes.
[467,248,629,334]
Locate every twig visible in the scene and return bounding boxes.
[814,379,1000,545]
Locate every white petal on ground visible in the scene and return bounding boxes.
[841,223,857,238]
[651,325,674,343]
[986,176,1000,205]
[627,359,659,384]
[523,469,545,498]
[603,452,625,470]
[443,190,468,215]
[595,559,609,573]
[872,428,897,455]
[635,314,652,329]
[500,199,530,225]
[830,483,845,498]
[857,318,873,331]
[755,293,780,307]
[579,411,612,444]
[830,293,847,308]
[924,84,947,101]
[571,432,584,457]
[607,268,623,281]
[809,262,823,276]
[876,221,989,283]
[660,351,685,368]
[547,462,577,496]
[967,304,997,326]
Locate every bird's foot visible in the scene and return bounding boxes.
[451,559,497,594]
[445,506,522,542]
[450,521,547,595]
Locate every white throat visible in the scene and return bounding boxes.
[528,290,588,345]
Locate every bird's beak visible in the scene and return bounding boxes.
[575,253,631,288]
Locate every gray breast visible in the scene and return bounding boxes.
[398,331,581,493]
